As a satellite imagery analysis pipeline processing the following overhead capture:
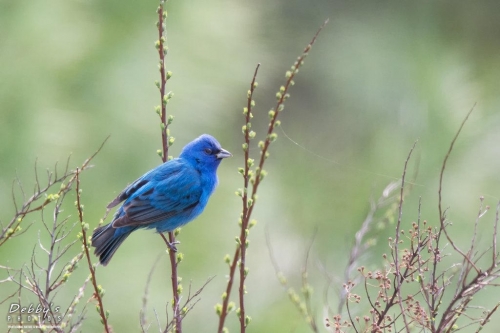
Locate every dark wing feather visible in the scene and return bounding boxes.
[112,166,202,228]
[107,178,150,209]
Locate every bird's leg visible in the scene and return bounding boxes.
[159,233,180,252]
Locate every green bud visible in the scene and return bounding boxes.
[268,110,275,119]
[242,125,247,134]
[276,92,282,100]
[155,105,161,116]
[253,82,258,89]
[245,315,252,326]
[167,115,174,124]
[277,104,284,112]
[235,189,243,197]
[157,149,163,158]
[279,86,286,93]
[215,303,222,316]
[224,254,231,264]
[168,136,175,146]
[275,120,281,127]
[247,158,254,168]
[249,220,257,228]
[176,252,184,263]
[285,71,292,78]
[243,107,248,115]
[177,284,183,294]
[248,131,256,139]
[228,301,235,312]
[258,141,265,150]
[166,71,173,79]
[174,227,181,236]
[268,133,278,142]
[277,272,287,285]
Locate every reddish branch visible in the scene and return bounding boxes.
[217,19,328,333]
[76,169,110,333]
[156,2,181,332]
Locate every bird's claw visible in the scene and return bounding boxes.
[167,240,180,252]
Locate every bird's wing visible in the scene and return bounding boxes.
[106,165,162,209]
[111,163,202,228]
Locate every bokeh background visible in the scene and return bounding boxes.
[1,0,500,332]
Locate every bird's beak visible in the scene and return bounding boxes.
[216,148,232,159]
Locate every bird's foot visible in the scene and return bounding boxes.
[167,240,180,252]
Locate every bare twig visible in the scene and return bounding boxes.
[393,140,418,332]
[438,104,479,273]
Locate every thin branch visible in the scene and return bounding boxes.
[393,140,417,332]
[437,104,479,274]
[76,168,110,333]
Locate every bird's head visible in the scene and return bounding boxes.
[179,134,232,171]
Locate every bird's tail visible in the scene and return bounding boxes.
[92,223,135,266]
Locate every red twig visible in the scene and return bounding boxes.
[217,19,328,333]
[156,1,181,332]
[76,168,110,333]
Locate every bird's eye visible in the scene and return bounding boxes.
[204,148,212,155]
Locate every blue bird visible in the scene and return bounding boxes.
[92,134,231,266]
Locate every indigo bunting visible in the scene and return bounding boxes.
[92,134,231,265]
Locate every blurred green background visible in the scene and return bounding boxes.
[2,0,500,332]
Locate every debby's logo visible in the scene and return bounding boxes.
[7,303,63,324]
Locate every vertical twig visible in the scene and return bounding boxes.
[393,140,417,332]
[237,63,261,332]
[437,104,479,273]
[155,1,181,332]
[217,20,328,333]
[76,168,110,333]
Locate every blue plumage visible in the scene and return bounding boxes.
[92,134,231,265]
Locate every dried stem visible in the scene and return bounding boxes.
[437,104,479,273]
[392,140,418,332]
[2,137,108,247]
